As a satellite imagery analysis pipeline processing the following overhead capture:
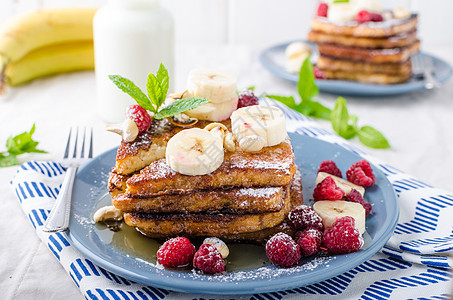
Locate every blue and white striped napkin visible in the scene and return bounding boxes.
[11,102,453,299]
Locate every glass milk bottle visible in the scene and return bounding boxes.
[93,0,174,123]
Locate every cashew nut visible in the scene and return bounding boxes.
[203,237,229,259]
[93,206,123,223]
[224,132,235,152]
[105,118,139,142]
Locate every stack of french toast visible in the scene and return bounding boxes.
[308,0,419,84]
[107,69,303,244]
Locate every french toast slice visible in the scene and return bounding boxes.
[113,186,285,214]
[308,30,417,49]
[115,118,230,176]
[124,137,296,197]
[130,169,304,243]
[310,14,418,38]
[317,40,420,63]
[319,68,412,84]
[317,55,412,75]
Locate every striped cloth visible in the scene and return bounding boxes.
[10,101,453,299]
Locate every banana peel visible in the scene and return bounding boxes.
[4,41,94,87]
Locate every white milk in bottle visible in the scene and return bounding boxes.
[93,0,174,123]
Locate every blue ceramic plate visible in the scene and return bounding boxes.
[67,133,398,295]
[259,40,453,97]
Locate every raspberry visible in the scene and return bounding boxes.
[317,3,328,17]
[356,10,372,23]
[313,67,325,79]
[126,104,152,134]
[266,232,301,268]
[288,205,324,231]
[345,189,372,216]
[318,160,342,178]
[157,237,196,268]
[193,244,226,274]
[322,216,364,254]
[295,228,322,257]
[237,89,259,108]
[370,13,383,22]
[313,176,345,201]
[346,159,376,187]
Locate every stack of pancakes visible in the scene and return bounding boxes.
[108,118,303,243]
[308,14,420,84]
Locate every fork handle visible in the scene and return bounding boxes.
[42,167,78,232]
[424,70,440,90]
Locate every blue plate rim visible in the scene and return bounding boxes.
[66,132,399,295]
[259,39,453,97]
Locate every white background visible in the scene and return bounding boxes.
[1,0,453,49]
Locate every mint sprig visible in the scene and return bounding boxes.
[0,124,47,167]
[109,63,208,119]
[266,57,390,149]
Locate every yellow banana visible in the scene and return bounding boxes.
[0,8,96,62]
[5,41,94,86]
[0,7,96,93]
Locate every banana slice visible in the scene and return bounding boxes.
[187,68,237,103]
[230,105,287,147]
[316,172,365,196]
[165,128,224,176]
[313,200,366,235]
[327,2,358,22]
[185,95,238,122]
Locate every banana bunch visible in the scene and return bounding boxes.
[0,8,97,94]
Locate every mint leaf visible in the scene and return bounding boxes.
[156,63,170,108]
[6,124,47,155]
[297,100,331,120]
[298,57,318,103]
[109,75,155,112]
[330,97,357,139]
[1,124,47,167]
[154,97,209,120]
[146,73,162,112]
[266,95,297,109]
[358,126,391,149]
[0,153,18,167]
[333,0,349,3]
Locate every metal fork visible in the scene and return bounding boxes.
[43,127,93,232]
[412,54,440,89]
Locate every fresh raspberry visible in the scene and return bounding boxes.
[346,159,376,187]
[288,205,324,231]
[317,2,328,17]
[126,104,152,134]
[318,160,342,178]
[193,244,226,274]
[370,13,383,22]
[237,89,259,108]
[356,10,372,23]
[313,67,326,79]
[266,232,301,268]
[157,237,196,268]
[295,228,322,257]
[345,189,372,216]
[322,216,364,254]
[313,176,345,201]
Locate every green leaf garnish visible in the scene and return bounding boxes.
[0,124,47,167]
[330,97,357,139]
[108,75,155,112]
[358,126,391,149]
[266,95,297,109]
[109,63,208,120]
[154,97,209,120]
[264,56,390,149]
[333,0,349,3]
[298,57,319,104]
